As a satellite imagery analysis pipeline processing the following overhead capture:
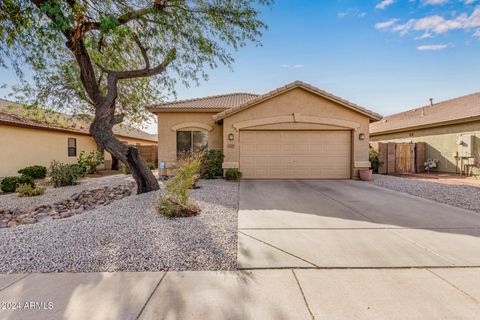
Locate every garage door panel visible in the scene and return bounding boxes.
[240,130,351,179]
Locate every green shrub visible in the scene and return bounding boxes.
[369,149,384,174]
[156,156,201,218]
[201,149,224,179]
[225,168,241,181]
[18,165,47,179]
[77,150,104,174]
[49,161,80,188]
[147,162,157,170]
[1,176,35,193]
[16,183,45,197]
[122,165,131,175]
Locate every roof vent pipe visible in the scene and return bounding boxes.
[429,98,433,107]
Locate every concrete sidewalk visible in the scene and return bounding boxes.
[1,268,479,320]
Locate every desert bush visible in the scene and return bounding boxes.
[225,168,241,181]
[1,175,35,193]
[122,165,131,174]
[201,149,224,179]
[77,150,104,174]
[147,162,157,170]
[369,149,383,173]
[18,165,47,179]
[49,161,80,188]
[16,183,45,197]
[156,156,201,218]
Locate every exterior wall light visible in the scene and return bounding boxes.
[359,133,366,141]
[228,133,235,141]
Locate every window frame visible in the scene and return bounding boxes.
[176,130,208,158]
[68,137,77,157]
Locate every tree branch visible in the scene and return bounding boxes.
[81,3,168,35]
[132,33,150,69]
[113,114,125,125]
[102,47,176,113]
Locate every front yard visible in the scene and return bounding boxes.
[0,178,238,273]
[370,174,480,213]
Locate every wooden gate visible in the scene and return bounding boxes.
[395,144,415,173]
[377,142,425,174]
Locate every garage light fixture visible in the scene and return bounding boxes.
[359,133,366,140]
[228,133,235,141]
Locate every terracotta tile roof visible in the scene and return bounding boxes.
[213,81,383,121]
[0,99,157,142]
[147,92,259,111]
[370,92,480,135]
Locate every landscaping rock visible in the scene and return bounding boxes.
[0,183,135,228]
[0,179,238,272]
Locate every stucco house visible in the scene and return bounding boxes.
[0,99,157,177]
[370,93,480,175]
[148,81,382,179]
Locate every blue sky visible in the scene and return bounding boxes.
[1,0,479,133]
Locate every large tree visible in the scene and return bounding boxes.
[0,0,269,193]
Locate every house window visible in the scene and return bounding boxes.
[68,138,77,157]
[176,131,208,157]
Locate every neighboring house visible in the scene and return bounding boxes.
[148,81,382,179]
[0,99,157,177]
[370,93,480,175]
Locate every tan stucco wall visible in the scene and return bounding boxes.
[222,88,372,178]
[370,121,480,175]
[0,125,98,177]
[155,112,223,172]
[0,124,158,177]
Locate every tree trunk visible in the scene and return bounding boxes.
[90,119,159,194]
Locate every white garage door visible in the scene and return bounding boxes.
[239,130,351,179]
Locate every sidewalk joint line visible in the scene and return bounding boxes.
[427,269,480,304]
[135,271,168,320]
[390,230,458,265]
[239,227,480,231]
[238,266,480,270]
[292,269,314,320]
[0,273,31,292]
[239,231,318,267]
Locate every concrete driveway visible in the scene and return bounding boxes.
[238,180,480,269]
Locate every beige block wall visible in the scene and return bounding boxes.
[155,112,223,173]
[0,125,158,177]
[222,88,372,177]
[370,121,480,175]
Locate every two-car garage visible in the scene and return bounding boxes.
[239,130,352,179]
[214,82,381,180]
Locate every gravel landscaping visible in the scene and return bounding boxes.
[371,174,480,213]
[0,173,134,211]
[0,179,238,273]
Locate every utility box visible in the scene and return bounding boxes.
[457,134,474,157]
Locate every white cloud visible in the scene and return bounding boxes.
[338,8,367,18]
[376,0,396,9]
[378,6,480,38]
[465,0,476,5]
[375,18,400,29]
[417,44,449,50]
[280,64,305,69]
[422,0,449,5]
